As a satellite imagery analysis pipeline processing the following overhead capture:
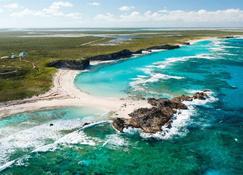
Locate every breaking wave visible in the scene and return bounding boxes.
[129,53,215,91]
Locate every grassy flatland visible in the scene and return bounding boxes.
[0,29,243,102]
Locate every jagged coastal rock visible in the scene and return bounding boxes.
[182,42,191,45]
[88,49,133,61]
[147,44,180,50]
[47,44,180,69]
[113,91,209,133]
[133,44,180,54]
[47,59,90,70]
[88,45,180,61]
[222,36,235,39]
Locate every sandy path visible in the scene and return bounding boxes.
[0,69,150,119]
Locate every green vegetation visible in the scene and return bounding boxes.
[0,29,243,102]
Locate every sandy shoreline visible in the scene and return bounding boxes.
[0,37,217,119]
[0,69,151,119]
[187,37,217,45]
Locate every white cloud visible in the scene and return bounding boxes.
[89,2,100,6]
[43,1,73,16]
[3,3,19,10]
[119,6,135,12]
[94,9,243,27]
[2,3,243,28]
[65,12,82,19]
[10,1,81,19]
[95,12,115,21]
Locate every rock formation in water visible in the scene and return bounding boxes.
[113,91,209,133]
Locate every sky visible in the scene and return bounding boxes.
[0,0,243,28]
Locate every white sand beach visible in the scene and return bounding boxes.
[188,37,217,45]
[0,69,151,119]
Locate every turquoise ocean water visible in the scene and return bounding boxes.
[1,38,243,174]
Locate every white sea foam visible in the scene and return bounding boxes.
[90,60,116,66]
[123,127,140,135]
[80,120,110,130]
[130,73,184,91]
[151,49,165,52]
[210,39,240,53]
[142,50,151,54]
[102,134,128,149]
[130,53,216,91]
[222,53,237,56]
[0,153,31,172]
[234,35,243,39]
[0,160,15,172]
[0,117,101,167]
[34,121,110,153]
[186,90,217,104]
[132,73,183,85]
[55,131,97,146]
[139,67,154,74]
[210,39,226,52]
[0,119,106,172]
[210,47,225,52]
[153,53,215,70]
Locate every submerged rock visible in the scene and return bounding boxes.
[112,91,209,133]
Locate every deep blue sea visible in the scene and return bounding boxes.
[1,38,243,174]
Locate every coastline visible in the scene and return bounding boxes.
[187,36,217,45]
[0,37,217,119]
[0,69,151,119]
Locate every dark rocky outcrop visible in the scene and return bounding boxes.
[133,44,180,54]
[182,42,191,45]
[47,45,180,69]
[192,92,209,100]
[222,36,235,39]
[47,59,90,70]
[113,91,210,133]
[147,98,188,110]
[147,44,180,50]
[88,49,133,61]
[88,45,180,61]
